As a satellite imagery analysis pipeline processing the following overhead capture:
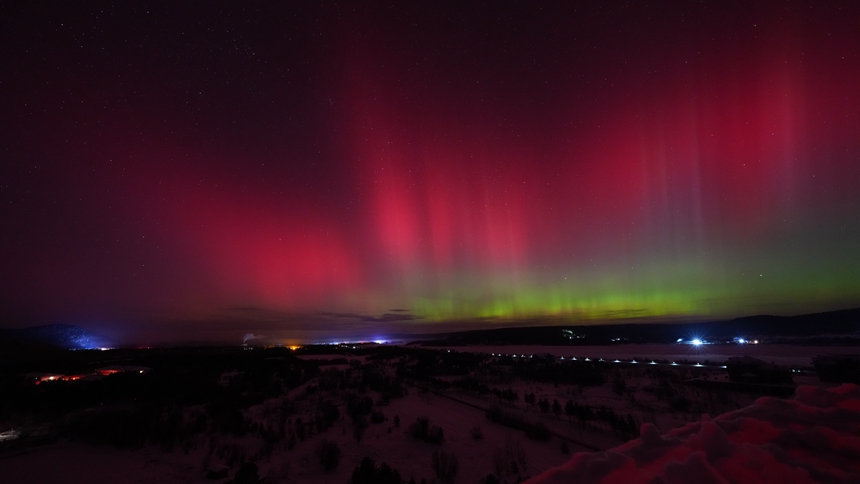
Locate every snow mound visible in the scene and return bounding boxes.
[526,384,860,484]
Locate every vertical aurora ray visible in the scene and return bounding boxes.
[330,7,860,323]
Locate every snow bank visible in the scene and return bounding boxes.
[526,384,860,484]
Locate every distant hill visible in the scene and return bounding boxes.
[0,324,111,351]
[425,308,860,346]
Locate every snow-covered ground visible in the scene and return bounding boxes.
[1,344,857,483]
[277,389,576,483]
[0,393,574,483]
[526,383,860,484]
[0,443,210,484]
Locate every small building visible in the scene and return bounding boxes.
[533,353,556,363]
[206,464,229,480]
[61,374,89,381]
[813,354,860,384]
[726,356,792,385]
[218,370,244,386]
[95,365,151,376]
[24,372,65,384]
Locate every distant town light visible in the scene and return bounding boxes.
[737,338,745,344]
[692,339,703,346]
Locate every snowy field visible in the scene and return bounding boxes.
[0,392,576,484]
[4,383,857,484]
[527,383,860,484]
[1,344,857,483]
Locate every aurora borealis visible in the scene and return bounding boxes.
[2,2,860,344]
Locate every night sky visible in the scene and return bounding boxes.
[2,2,860,345]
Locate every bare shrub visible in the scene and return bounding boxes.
[371,410,386,424]
[526,421,550,441]
[349,456,404,484]
[408,417,444,444]
[483,474,500,484]
[408,417,430,439]
[316,439,341,470]
[510,437,527,471]
[492,447,506,476]
[426,424,444,444]
[279,460,291,480]
[265,465,281,484]
[201,448,212,470]
[431,450,458,483]
[231,462,259,484]
[217,442,247,468]
[493,437,527,476]
[485,405,550,441]
[353,416,368,443]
